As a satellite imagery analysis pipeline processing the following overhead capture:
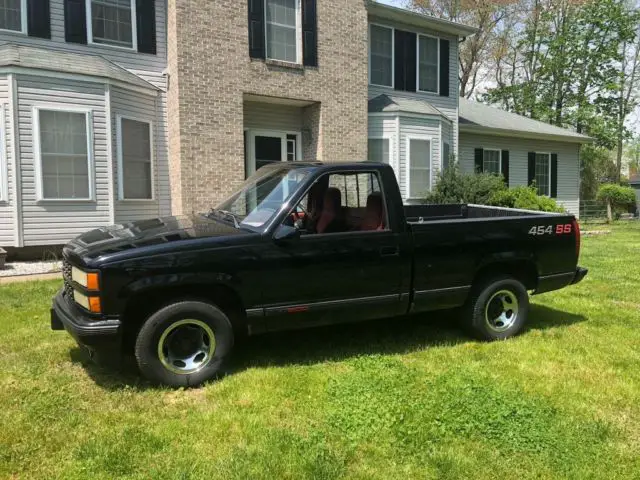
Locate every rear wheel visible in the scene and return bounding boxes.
[464,276,529,341]
[134,300,234,387]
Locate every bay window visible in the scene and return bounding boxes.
[368,138,390,164]
[118,116,153,200]
[408,137,431,198]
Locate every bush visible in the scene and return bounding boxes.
[425,166,507,205]
[596,184,636,209]
[488,185,565,213]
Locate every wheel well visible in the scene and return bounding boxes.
[472,261,538,291]
[121,284,247,350]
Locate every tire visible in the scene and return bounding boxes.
[134,300,234,387]
[464,275,529,341]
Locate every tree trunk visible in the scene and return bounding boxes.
[607,200,613,223]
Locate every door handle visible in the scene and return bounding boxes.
[380,246,399,257]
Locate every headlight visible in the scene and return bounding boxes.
[71,267,100,290]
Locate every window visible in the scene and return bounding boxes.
[408,137,431,198]
[0,0,25,32]
[368,138,390,164]
[36,109,92,200]
[118,117,153,200]
[442,142,451,170]
[483,149,501,175]
[265,0,301,63]
[535,152,551,196]
[370,24,393,87]
[88,0,136,49]
[418,35,438,93]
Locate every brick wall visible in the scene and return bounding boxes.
[166,0,370,213]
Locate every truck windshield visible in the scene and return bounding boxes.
[214,165,312,230]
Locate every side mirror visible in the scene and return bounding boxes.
[273,224,301,244]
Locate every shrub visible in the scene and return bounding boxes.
[425,166,507,205]
[488,185,565,213]
[596,183,637,221]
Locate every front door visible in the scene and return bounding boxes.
[246,130,300,178]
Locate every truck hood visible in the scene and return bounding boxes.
[64,215,251,262]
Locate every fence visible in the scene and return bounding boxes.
[580,200,639,224]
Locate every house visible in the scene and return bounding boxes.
[0,0,590,250]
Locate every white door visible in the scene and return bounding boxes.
[246,130,301,177]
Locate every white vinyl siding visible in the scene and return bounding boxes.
[458,132,580,216]
[35,109,92,200]
[534,152,551,196]
[407,137,431,198]
[0,0,25,33]
[88,0,136,49]
[0,75,14,245]
[369,24,393,87]
[118,116,152,199]
[265,0,300,63]
[368,138,390,164]
[483,148,501,174]
[418,35,438,93]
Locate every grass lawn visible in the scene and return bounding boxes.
[1,223,639,479]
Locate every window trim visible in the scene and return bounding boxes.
[0,0,27,34]
[416,33,440,94]
[116,114,155,201]
[0,105,6,202]
[264,0,302,65]
[86,0,138,51]
[33,106,95,202]
[482,147,502,175]
[406,135,433,199]
[534,151,552,197]
[368,23,394,88]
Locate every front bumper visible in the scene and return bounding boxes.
[571,266,588,285]
[51,289,121,349]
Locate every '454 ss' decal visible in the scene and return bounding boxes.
[528,224,572,236]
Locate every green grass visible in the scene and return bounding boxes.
[1,223,640,479]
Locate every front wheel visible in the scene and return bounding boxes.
[134,300,234,387]
[464,276,529,341]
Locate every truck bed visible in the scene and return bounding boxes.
[403,203,560,223]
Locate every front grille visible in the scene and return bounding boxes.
[62,259,74,302]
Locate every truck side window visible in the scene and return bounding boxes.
[285,171,389,234]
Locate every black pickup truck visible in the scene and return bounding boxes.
[51,162,587,386]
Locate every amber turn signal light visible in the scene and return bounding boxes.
[88,296,102,314]
[86,272,100,291]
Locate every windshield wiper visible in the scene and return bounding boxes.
[211,209,240,229]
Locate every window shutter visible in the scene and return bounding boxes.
[439,39,450,97]
[551,153,558,198]
[248,0,265,59]
[27,0,51,39]
[302,0,317,66]
[474,148,483,173]
[501,150,509,186]
[528,152,536,186]
[394,30,416,92]
[136,0,157,54]
[64,0,87,44]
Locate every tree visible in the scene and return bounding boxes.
[597,183,637,221]
[410,0,519,98]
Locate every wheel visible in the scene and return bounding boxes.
[464,276,529,341]
[134,300,234,387]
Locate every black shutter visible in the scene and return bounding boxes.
[474,148,483,173]
[528,152,536,186]
[551,153,558,198]
[439,39,450,97]
[302,0,317,66]
[394,30,416,92]
[501,150,510,186]
[27,0,51,39]
[64,0,86,44]
[136,0,156,54]
[248,0,265,59]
